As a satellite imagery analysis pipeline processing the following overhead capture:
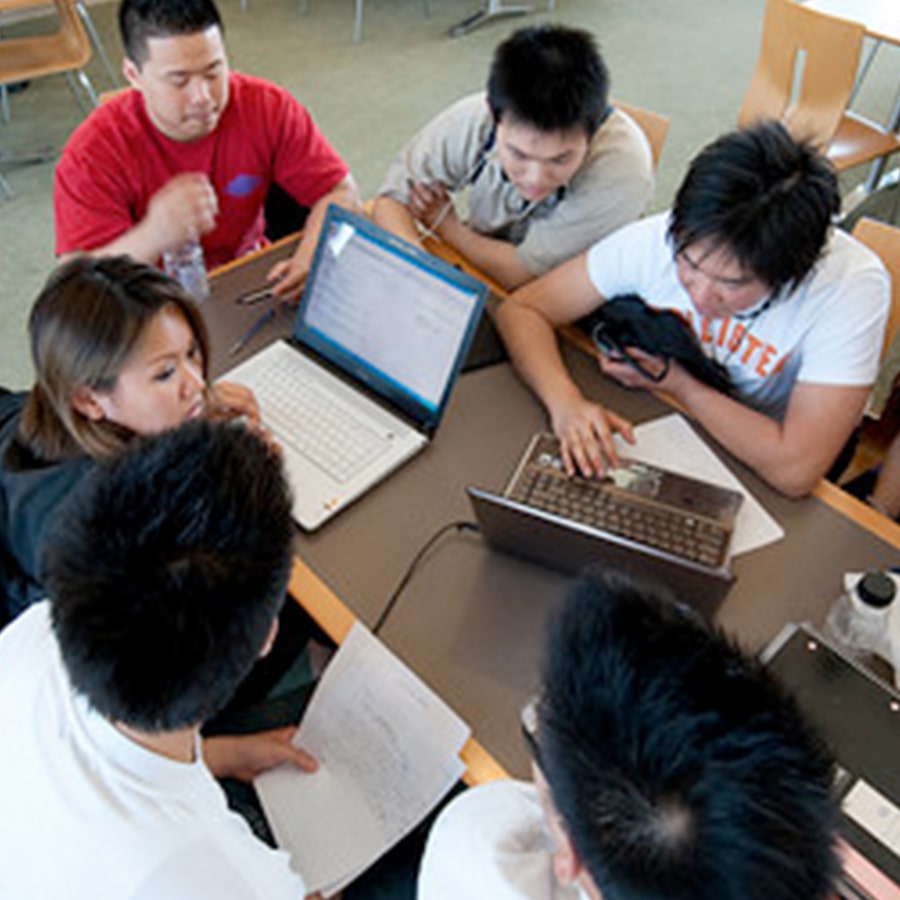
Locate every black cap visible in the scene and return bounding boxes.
[857,572,896,609]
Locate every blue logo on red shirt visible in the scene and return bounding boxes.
[226,174,263,197]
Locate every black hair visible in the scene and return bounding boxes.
[20,254,210,462]
[119,0,223,66]
[537,569,840,900]
[487,25,609,135]
[668,120,840,294]
[46,420,295,732]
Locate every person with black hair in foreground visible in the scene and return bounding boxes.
[0,422,318,899]
[497,120,889,497]
[373,25,653,290]
[419,569,841,900]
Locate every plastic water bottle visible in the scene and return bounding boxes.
[824,571,896,666]
[162,237,209,302]
[887,579,900,690]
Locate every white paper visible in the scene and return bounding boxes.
[255,622,470,896]
[614,413,784,556]
[844,779,900,856]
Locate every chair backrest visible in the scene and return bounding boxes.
[852,217,900,362]
[738,0,865,149]
[0,0,92,88]
[615,99,670,170]
[98,86,128,105]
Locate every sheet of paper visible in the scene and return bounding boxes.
[844,779,900,857]
[255,622,470,897]
[614,413,784,555]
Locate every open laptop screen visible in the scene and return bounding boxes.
[295,207,486,430]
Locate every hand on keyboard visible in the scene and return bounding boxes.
[550,393,635,478]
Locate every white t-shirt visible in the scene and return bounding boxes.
[0,603,306,900]
[379,93,654,275]
[586,213,890,420]
[418,780,587,900]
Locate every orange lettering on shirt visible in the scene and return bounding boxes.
[717,318,729,348]
[727,323,746,352]
[740,333,763,365]
[669,311,783,380]
[771,352,789,376]
[756,343,778,377]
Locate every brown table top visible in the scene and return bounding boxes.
[208,237,900,776]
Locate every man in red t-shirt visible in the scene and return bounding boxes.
[54,0,361,299]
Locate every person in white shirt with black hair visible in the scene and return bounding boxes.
[419,569,841,900]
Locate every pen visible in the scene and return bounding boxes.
[236,285,273,305]
[229,307,277,356]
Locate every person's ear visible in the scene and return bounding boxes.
[534,766,585,886]
[122,57,142,91]
[551,823,584,886]
[71,386,107,422]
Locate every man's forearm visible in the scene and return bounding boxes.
[669,375,791,481]
[496,300,587,414]
[663,374,865,498]
[292,176,363,270]
[371,196,426,250]
[438,216,535,291]
[68,220,167,265]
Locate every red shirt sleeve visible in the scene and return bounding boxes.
[54,97,143,256]
[262,81,350,206]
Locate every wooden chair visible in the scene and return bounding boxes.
[855,218,900,364]
[0,0,98,108]
[72,0,117,88]
[738,0,900,175]
[614,99,670,170]
[838,218,900,483]
[0,0,99,197]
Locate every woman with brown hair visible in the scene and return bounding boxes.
[1,255,260,622]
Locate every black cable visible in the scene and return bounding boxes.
[371,520,480,636]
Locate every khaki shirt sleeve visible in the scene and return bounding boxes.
[378,93,493,204]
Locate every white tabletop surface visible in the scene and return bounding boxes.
[805,0,900,45]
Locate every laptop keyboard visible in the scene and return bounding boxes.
[507,460,730,568]
[255,358,390,483]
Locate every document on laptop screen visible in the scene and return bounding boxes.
[303,221,475,411]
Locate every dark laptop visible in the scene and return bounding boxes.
[468,433,743,613]
[764,624,900,899]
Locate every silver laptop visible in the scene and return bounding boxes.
[226,205,487,530]
[469,433,743,613]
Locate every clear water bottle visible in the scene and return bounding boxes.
[162,237,209,302]
[887,579,900,690]
[824,571,896,664]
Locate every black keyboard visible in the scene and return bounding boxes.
[507,456,732,569]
